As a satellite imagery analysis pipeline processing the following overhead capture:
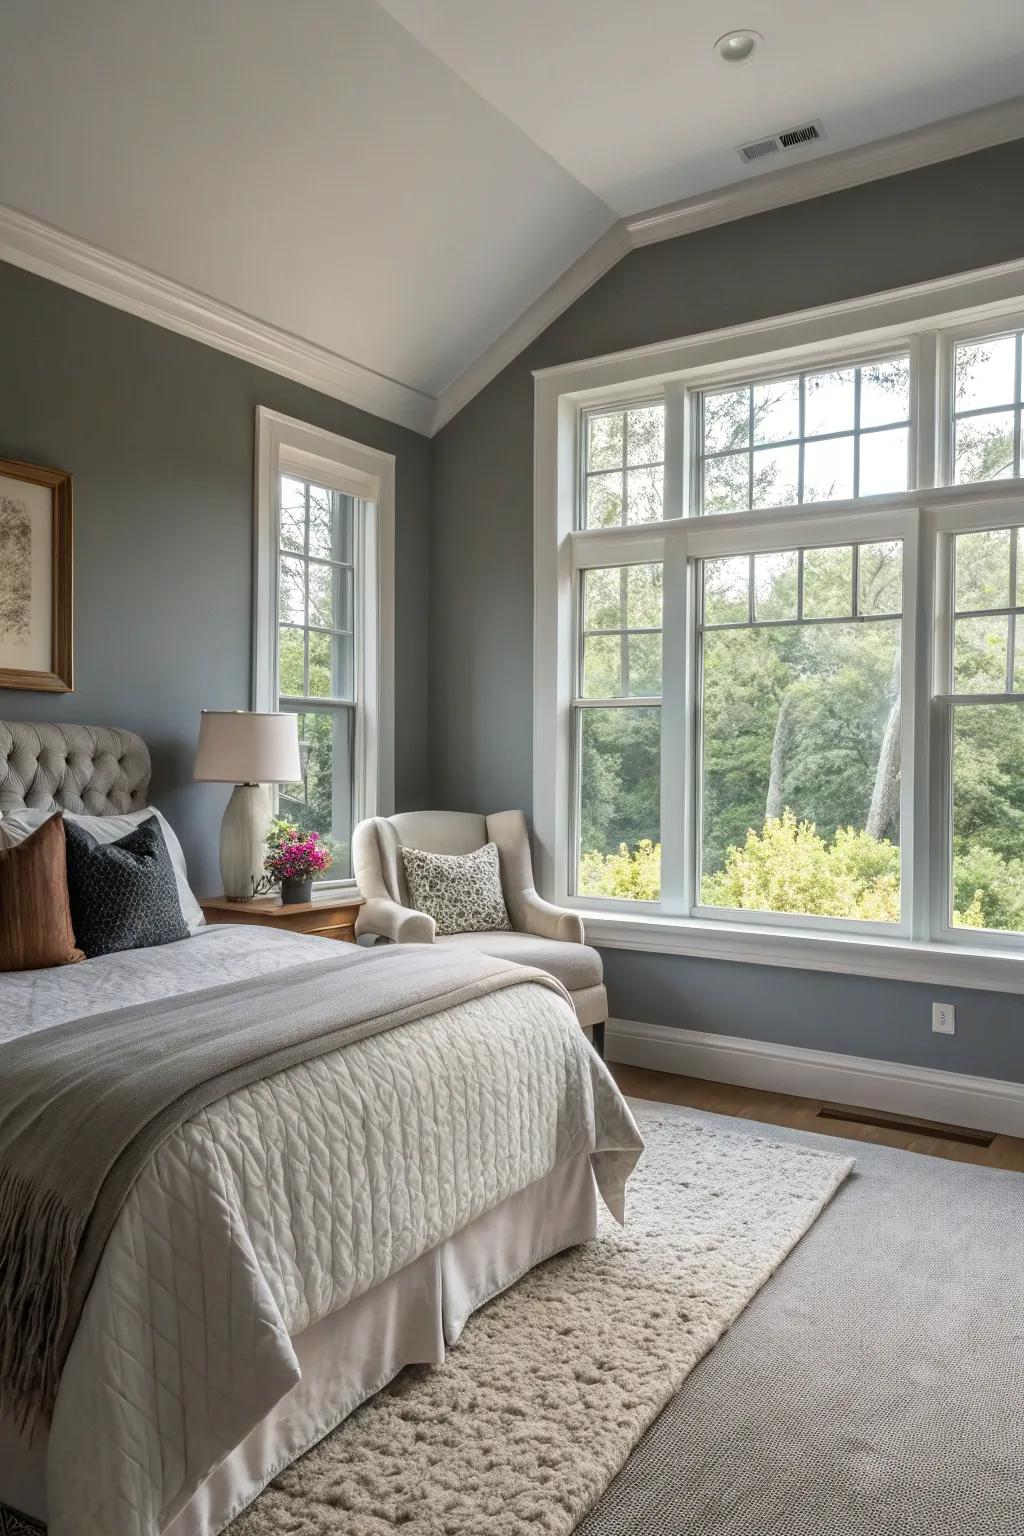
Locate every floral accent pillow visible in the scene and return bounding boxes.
[400,842,512,936]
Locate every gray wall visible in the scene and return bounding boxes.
[430,138,1024,1082]
[0,259,431,894]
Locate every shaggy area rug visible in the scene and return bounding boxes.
[227,1112,853,1535]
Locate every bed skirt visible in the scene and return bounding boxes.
[1,1153,598,1535]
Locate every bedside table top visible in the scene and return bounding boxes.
[201,892,365,918]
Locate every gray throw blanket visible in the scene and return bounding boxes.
[0,941,568,1431]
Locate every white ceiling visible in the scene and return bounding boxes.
[378,0,1024,215]
[2,0,1023,418]
[0,0,613,399]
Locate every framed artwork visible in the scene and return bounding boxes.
[0,456,73,692]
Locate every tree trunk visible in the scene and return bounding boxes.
[866,653,901,840]
[766,691,796,821]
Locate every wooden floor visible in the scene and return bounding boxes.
[610,1062,1024,1172]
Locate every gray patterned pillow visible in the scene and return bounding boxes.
[64,816,190,959]
[400,842,512,936]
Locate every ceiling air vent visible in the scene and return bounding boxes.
[738,135,779,164]
[737,119,826,165]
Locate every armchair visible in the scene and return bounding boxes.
[352,809,607,1053]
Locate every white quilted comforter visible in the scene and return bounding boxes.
[0,926,641,1536]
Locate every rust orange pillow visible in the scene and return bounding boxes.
[0,812,84,971]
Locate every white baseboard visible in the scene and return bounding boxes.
[607,1017,1024,1138]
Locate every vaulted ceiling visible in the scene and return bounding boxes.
[379,0,1024,215]
[1,0,1023,426]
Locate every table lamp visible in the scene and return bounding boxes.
[194,710,301,900]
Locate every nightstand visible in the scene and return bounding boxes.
[200,891,365,943]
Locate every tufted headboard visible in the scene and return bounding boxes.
[0,721,151,817]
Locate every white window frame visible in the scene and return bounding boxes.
[254,407,395,888]
[534,255,1024,993]
[693,346,915,516]
[937,311,1024,487]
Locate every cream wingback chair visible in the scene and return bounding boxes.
[352,809,608,1054]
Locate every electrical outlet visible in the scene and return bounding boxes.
[932,1002,955,1035]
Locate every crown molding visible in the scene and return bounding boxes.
[430,222,629,433]
[433,95,1024,432]
[0,204,436,436]
[3,96,1023,440]
[626,95,1024,248]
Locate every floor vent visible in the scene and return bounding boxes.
[738,119,825,165]
[816,1102,993,1147]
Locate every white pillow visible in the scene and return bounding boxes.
[0,807,205,932]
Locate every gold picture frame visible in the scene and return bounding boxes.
[0,456,73,693]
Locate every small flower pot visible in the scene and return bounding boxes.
[280,875,313,906]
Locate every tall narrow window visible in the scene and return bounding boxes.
[952,331,1023,484]
[276,474,356,877]
[699,355,911,514]
[574,562,662,898]
[255,408,394,887]
[948,525,1024,932]
[698,541,903,922]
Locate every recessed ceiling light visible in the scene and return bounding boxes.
[714,29,762,64]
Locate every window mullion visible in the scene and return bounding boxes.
[929,523,954,941]
[797,373,806,506]
[903,509,929,941]
[663,381,687,519]
[914,330,938,491]
[619,566,630,695]
[660,533,689,913]
[302,480,310,698]
[1012,530,1021,693]
[852,367,862,499]
[747,388,754,511]
[620,410,628,526]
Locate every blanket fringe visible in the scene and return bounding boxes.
[0,1163,82,1434]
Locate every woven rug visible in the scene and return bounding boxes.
[228,1111,851,1534]
[577,1104,1024,1536]
[0,1112,851,1536]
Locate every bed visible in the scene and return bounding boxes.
[0,722,643,1536]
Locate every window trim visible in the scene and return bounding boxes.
[534,257,1024,987]
[254,408,395,886]
[937,310,1024,487]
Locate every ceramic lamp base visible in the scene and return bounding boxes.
[219,783,270,900]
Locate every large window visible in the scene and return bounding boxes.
[700,355,911,514]
[537,282,1024,978]
[255,409,394,886]
[698,541,902,923]
[947,525,1024,934]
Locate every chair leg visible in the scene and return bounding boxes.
[591,1021,606,1059]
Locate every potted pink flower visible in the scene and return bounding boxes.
[264,819,334,904]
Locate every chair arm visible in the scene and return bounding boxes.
[355,894,436,945]
[516,887,585,945]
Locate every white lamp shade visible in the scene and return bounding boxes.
[194,711,301,784]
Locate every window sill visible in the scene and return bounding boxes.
[580,909,1024,996]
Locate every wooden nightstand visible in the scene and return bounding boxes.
[200,891,365,943]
